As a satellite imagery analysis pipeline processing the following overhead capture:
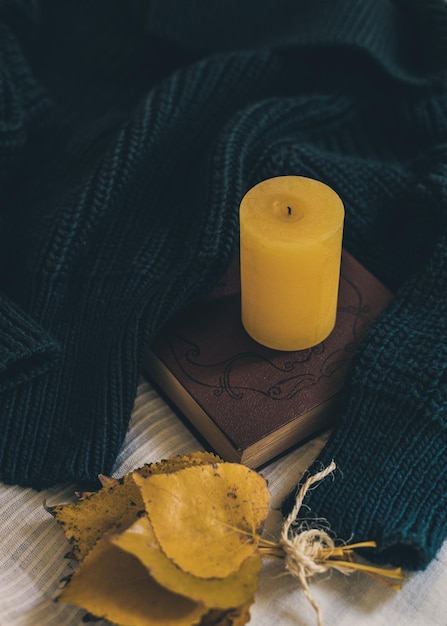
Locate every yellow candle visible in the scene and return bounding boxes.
[239,176,344,351]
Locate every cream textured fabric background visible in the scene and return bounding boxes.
[1,379,446,625]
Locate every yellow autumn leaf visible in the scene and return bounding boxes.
[133,462,270,579]
[59,539,208,626]
[47,451,220,560]
[110,515,262,609]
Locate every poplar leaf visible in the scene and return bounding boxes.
[59,539,208,626]
[110,515,262,609]
[47,451,220,560]
[133,462,270,579]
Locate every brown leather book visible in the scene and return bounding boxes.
[144,251,392,468]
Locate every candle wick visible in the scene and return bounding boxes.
[287,206,292,216]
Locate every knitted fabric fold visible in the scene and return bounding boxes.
[146,0,432,81]
[0,295,59,391]
[1,0,447,572]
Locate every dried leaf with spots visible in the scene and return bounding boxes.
[133,462,270,579]
[50,455,263,626]
[59,540,208,626]
[109,515,262,609]
[47,451,220,560]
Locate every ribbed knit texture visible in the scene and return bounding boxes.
[1,0,447,570]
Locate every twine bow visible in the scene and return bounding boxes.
[259,461,404,626]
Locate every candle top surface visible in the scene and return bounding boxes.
[239,176,344,246]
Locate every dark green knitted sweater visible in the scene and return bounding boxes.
[1,0,447,571]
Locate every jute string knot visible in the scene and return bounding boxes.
[280,528,334,578]
[272,460,403,626]
[279,461,337,625]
